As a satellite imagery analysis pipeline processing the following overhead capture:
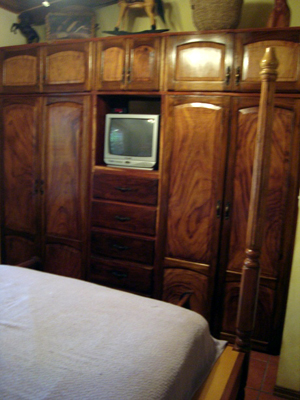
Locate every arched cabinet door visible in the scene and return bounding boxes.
[0,97,42,264]
[217,97,300,352]
[95,36,161,91]
[0,46,41,93]
[42,42,92,92]
[162,95,231,319]
[42,96,90,279]
[234,31,300,92]
[165,33,235,91]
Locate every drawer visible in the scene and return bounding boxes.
[91,200,157,235]
[91,230,155,264]
[90,256,153,294]
[93,170,158,205]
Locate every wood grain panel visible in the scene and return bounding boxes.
[3,55,37,86]
[102,47,125,83]
[175,42,225,82]
[93,169,158,205]
[128,37,160,90]
[46,51,85,85]
[44,243,82,278]
[242,41,298,83]
[3,101,39,234]
[227,104,293,278]
[165,33,234,91]
[163,267,209,317]
[166,100,228,264]
[91,230,155,264]
[91,200,157,235]
[4,235,36,265]
[90,256,153,294]
[221,273,276,343]
[44,101,82,240]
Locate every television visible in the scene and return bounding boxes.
[104,113,160,170]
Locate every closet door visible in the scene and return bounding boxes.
[216,97,300,353]
[162,95,230,318]
[0,97,42,264]
[42,96,90,279]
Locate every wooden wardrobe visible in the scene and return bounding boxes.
[1,28,300,354]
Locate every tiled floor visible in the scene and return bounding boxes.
[245,351,282,400]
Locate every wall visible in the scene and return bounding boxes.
[96,0,300,34]
[275,195,300,394]
[0,8,25,46]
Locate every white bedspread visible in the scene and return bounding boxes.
[0,265,226,400]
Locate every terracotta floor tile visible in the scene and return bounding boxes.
[268,355,280,365]
[245,387,260,400]
[251,351,270,362]
[247,359,267,390]
[262,362,279,393]
[258,392,283,400]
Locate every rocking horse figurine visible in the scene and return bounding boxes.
[114,0,165,32]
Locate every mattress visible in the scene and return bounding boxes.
[0,265,226,400]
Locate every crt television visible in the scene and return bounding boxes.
[104,113,160,170]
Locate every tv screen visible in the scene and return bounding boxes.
[104,114,159,169]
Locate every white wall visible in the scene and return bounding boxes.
[0,8,25,46]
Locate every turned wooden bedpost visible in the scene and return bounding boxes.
[234,47,279,353]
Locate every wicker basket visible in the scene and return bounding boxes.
[190,0,243,30]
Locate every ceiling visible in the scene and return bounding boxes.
[0,0,117,24]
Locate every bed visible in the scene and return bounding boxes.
[0,47,278,400]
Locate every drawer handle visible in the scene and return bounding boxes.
[112,243,129,251]
[115,186,134,192]
[115,215,131,222]
[111,270,128,279]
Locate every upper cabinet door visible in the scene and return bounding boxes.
[165,33,235,91]
[95,38,127,91]
[0,46,41,93]
[126,37,161,91]
[235,31,300,92]
[95,37,161,91]
[42,42,92,92]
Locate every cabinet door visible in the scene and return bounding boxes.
[126,37,161,91]
[235,31,300,92]
[0,46,40,93]
[165,34,234,91]
[42,96,90,278]
[163,95,230,317]
[95,38,126,90]
[43,42,92,92]
[0,97,41,264]
[217,97,300,352]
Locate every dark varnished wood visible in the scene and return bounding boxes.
[163,265,210,318]
[1,97,41,264]
[93,168,158,205]
[163,95,230,319]
[235,30,300,92]
[91,229,155,264]
[90,255,153,294]
[44,242,83,279]
[165,33,235,91]
[91,200,157,235]
[43,41,92,92]
[0,46,41,93]
[234,47,279,352]
[44,98,84,240]
[95,36,161,91]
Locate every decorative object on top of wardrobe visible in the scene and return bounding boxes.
[190,0,243,30]
[105,0,167,35]
[267,0,290,28]
[46,6,96,40]
[11,14,40,43]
